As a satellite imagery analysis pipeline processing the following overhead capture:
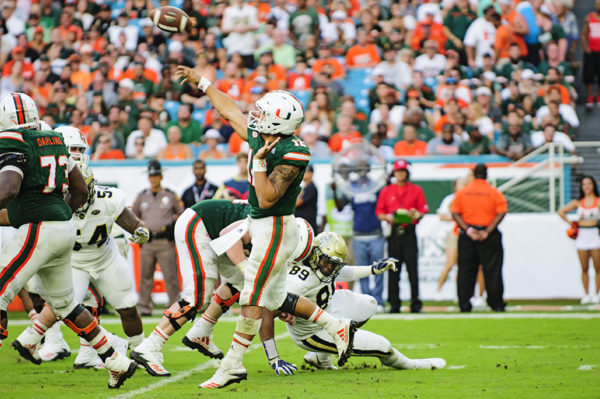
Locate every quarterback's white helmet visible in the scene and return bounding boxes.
[291,217,315,262]
[55,125,89,164]
[248,90,304,135]
[0,92,40,130]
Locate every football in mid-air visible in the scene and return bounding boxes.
[149,6,191,33]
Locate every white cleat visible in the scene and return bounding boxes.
[199,358,247,389]
[331,318,358,366]
[303,351,337,370]
[129,340,170,377]
[105,350,137,389]
[471,296,486,308]
[39,324,71,362]
[406,358,447,370]
[591,295,600,305]
[74,343,104,370]
[12,327,43,365]
[182,335,224,359]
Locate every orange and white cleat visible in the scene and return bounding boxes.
[199,358,247,389]
[182,335,223,359]
[105,350,137,389]
[331,318,358,366]
[130,339,170,377]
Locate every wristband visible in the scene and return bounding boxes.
[263,338,279,362]
[197,76,212,92]
[253,158,267,173]
[466,227,474,234]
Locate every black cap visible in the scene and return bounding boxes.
[148,160,162,176]
[39,54,49,62]
[306,164,314,172]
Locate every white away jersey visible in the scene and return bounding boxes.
[72,186,126,270]
[286,261,336,339]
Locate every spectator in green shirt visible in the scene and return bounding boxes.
[459,125,494,155]
[255,28,297,69]
[131,61,155,103]
[537,42,574,83]
[397,107,435,143]
[289,0,320,50]
[500,43,536,80]
[166,103,202,144]
[443,0,477,65]
[538,12,567,62]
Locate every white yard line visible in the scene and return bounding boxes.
[446,365,467,370]
[371,313,600,320]
[110,332,290,399]
[578,365,597,371]
[479,345,548,349]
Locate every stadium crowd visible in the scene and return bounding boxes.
[0,0,586,162]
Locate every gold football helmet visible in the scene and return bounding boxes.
[309,232,347,282]
[76,162,96,214]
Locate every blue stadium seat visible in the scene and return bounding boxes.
[192,109,207,124]
[216,70,224,80]
[170,0,184,8]
[164,100,181,121]
[290,90,310,109]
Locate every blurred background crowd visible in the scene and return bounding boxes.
[0,0,588,162]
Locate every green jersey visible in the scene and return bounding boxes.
[191,199,250,240]
[247,129,311,218]
[0,128,72,227]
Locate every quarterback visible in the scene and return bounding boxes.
[0,92,136,388]
[176,67,357,388]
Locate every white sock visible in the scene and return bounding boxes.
[30,319,49,340]
[192,313,217,337]
[88,326,112,356]
[227,333,252,363]
[127,332,144,348]
[307,307,339,336]
[149,327,170,351]
[28,310,38,321]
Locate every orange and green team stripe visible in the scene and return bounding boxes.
[0,222,40,297]
[12,93,26,125]
[249,216,283,306]
[185,214,205,308]
[87,282,104,309]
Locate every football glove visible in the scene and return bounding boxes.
[270,358,297,376]
[372,257,399,275]
[129,226,150,244]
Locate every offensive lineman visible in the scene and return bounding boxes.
[0,92,136,388]
[16,153,150,369]
[176,67,357,388]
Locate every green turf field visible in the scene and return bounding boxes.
[1,313,599,399]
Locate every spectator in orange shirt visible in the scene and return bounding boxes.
[451,163,507,312]
[312,44,346,80]
[57,7,83,42]
[288,59,313,90]
[2,46,35,78]
[199,129,228,160]
[215,62,247,101]
[157,126,194,160]
[329,114,363,153]
[497,0,528,58]
[91,132,126,161]
[346,28,381,69]
[250,50,286,88]
[411,13,447,54]
[394,125,427,156]
[69,54,92,93]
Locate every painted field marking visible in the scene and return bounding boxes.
[393,343,441,349]
[447,365,466,370]
[479,345,547,349]
[578,365,597,371]
[110,332,290,399]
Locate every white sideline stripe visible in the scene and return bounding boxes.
[371,313,600,320]
[447,365,466,370]
[110,332,290,399]
[8,317,240,326]
[578,365,596,371]
[479,345,547,349]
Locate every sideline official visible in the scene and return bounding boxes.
[376,160,428,313]
[451,163,507,312]
[132,160,183,315]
